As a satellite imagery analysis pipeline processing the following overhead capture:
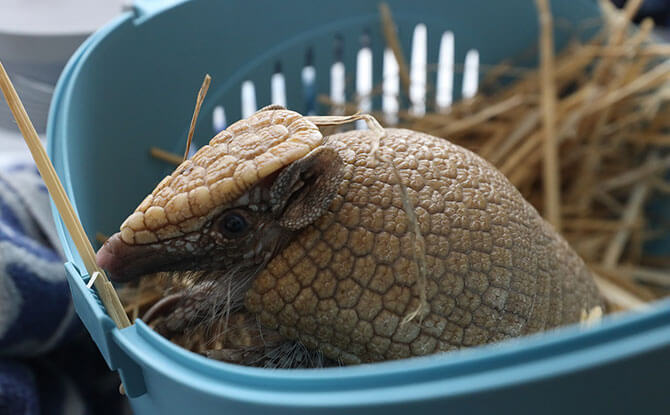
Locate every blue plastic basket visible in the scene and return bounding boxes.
[47,1,670,413]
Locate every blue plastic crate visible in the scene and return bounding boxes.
[47,1,670,413]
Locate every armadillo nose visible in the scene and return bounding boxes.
[97,232,190,282]
[96,232,145,282]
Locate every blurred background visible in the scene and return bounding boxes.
[0,0,124,162]
[3,0,669,158]
[1,3,129,415]
[612,0,670,32]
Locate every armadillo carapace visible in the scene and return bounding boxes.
[97,106,603,365]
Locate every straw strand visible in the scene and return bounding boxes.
[0,60,130,328]
[183,74,211,161]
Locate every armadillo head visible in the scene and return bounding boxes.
[97,107,344,282]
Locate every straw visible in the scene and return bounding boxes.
[183,74,211,161]
[379,3,411,99]
[95,232,109,245]
[0,60,130,328]
[150,146,183,165]
[535,0,561,230]
[594,274,647,311]
[602,170,652,268]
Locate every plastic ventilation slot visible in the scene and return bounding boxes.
[462,49,479,99]
[271,62,287,108]
[302,47,317,115]
[330,61,346,113]
[212,105,226,133]
[383,47,399,125]
[241,80,257,119]
[436,31,455,112]
[356,30,373,129]
[216,25,480,134]
[410,24,427,116]
[330,34,346,115]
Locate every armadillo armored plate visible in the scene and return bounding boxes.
[119,108,323,245]
[106,104,603,365]
[242,127,603,364]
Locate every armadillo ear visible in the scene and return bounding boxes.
[270,146,344,230]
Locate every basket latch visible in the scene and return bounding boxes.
[64,262,147,397]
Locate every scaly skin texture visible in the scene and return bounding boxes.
[244,128,603,365]
[98,108,603,365]
[117,109,322,245]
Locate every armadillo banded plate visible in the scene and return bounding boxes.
[119,108,322,245]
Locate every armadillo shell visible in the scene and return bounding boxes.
[244,128,604,365]
[118,109,323,245]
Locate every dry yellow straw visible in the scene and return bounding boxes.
[593,274,647,310]
[535,0,561,231]
[95,232,109,245]
[602,176,651,268]
[0,60,131,329]
[183,74,211,161]
[150,146,183,165]
[379,3,411,99]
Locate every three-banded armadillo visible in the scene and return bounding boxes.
[97,106,603,365]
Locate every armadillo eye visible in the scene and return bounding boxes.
[220,212,249,237]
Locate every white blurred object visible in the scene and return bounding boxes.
[0,0,124,36]
[0,0,124,138]
[0,129,33,167]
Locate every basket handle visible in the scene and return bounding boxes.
[132,0,188,20]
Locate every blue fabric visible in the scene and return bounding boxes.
[0,360,38,415]
[0,162,77,357]
[0,159,126,415]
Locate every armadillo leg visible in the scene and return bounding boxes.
[145,280,233,335]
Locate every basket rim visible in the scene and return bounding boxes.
[47,0,670,404]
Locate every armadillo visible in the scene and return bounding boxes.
[97,106,603,365]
